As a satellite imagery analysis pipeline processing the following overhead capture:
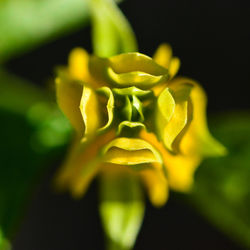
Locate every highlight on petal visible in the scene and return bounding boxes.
[112,86,151,97]
[107,68,167,89]
[102,137,163,166]
[139,166,168,207]
[55,76,84,137]
[155,87,175,150]
[170,77,227,157]
[97,87,115,132]
[68,47,89,81]
[109,53,168,75]
[80,86,100,138]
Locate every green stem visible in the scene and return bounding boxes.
[90,0,137,57]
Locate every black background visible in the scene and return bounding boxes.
[6,0,249,249]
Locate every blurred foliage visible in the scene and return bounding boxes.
[0,69,71,243]
[0,0,90,62]
[190,112,250,248]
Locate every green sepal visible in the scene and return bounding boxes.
[122,96,133,121]
[97,87,115,132]
[131,95,144,122]
[99,173,145,250]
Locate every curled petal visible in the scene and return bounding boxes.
[55,76,84,137]
[106,69,167,89]
[89,53,169,89]
[102,137,163,166]
[155,85,193,153]
[140,130,200,192]
[117,121,146,135]
[113,87,151,97]
[170,77,227,157]
[109,53,168,75]
[162,83,193,152]
[80,86,100,139]
[155,88,175,142]
[97,87,115,132]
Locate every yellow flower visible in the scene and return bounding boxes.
[55,44,226,207]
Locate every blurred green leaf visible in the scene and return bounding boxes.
[0,68,50,114]
[0,0,90,62]
[0,69,71,242]
[99,174,145,250]
[189,112,250,248]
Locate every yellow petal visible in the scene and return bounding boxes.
[140,130,200,192]
[153,43,180,79]
[169,57,181,79]
[140,166,168,207]
[155,87,175,142]
[55,130,116,198]
[170,77,227,157]
[68,48,89,81]
[163,84,193,152]
[55,76,84,136]
[155,84,193,153]
[80,86,100,138]
[107,68,168,89]
[109,52,168,75]
[153,43,172,68]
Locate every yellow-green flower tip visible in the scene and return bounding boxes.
[55,44,226,207]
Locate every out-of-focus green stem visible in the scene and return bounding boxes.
[90,0,137,57]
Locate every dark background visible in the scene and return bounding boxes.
[5,0,249,249]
